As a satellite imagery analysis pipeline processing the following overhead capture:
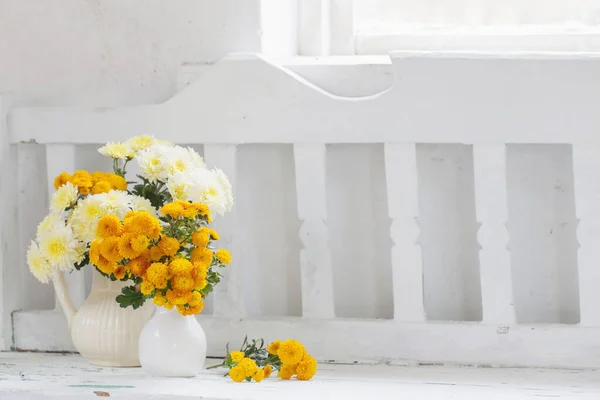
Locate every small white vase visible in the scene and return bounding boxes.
[139,306,207,377]
[53,269,154,367]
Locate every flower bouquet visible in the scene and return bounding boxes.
[26,136,233,371]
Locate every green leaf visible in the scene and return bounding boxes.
[73,254,89,271]
[116,286,147,310]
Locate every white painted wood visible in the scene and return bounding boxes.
[202,144,244,318]
[473,144,515,325]
[0,94,16,350]
[330,0,355,55]
[260,0,298,57]
[12,310,74,352]
[293,144,335,319]
[507,145,579,324]
[298,0,330,56]
[45,144,86,310]
[11,53,600,146]
[383,144,425,322]
[3,353,600,400]
[14,314,600,369]
[572,143,600,326]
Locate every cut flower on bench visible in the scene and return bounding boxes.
[208,337,317,382]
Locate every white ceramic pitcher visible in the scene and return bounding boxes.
[53,268,154,367]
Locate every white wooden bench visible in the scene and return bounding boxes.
[2,52,600,371]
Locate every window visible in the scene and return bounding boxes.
[292,0,600,56]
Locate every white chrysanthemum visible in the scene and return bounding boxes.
[50,182,78,213]
[98,141,134,160]
[131,196,158,217]
[36,212,64,237]
[27,241,54,283]
[135,144,171,182]
[164,146,205,176]
[135,144,205,183]
[124,135,157,152]
[167,168,233,216]
[37,225,81,271]
[102,190,133,217]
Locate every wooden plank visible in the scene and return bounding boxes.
[572,143,600,326]
[9,53,600,145]
[15,308,600,369]
[45,144,86,310]
[3,352,600,399]
[203,144,244,318]
[473,144,515,324]
[383,143,425,322]
[293,144,335,319]
[0,94,16,350]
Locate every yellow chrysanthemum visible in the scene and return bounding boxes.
[194,279,207,291]
[118,234,140,259]
[91,171,107,184]
[193,263,208,280]
[263,364,272,379]
[129,255,150,277]
[229,365,246,383]
[89,239,101,265]
[106,174,127,191]
[277,364,296,380]
[172,275,194,291]
[124,212,161,239]
[113,265,127,280]
[215,249,231,264]
[53,172,71,190]
[207,228,220,240]
[148,246,164,262]
[238,358,258,377]
[192,203,210,219]
[131,235,150,253]
[99,236,122,262]
[153,292,168,307]
[169,258,193,276]
[266,340,281,356]
[160,202,185,219]
[166,289,193,305]
[176,302,204,316]
[95,255,116,275]
[191,228,210,248]
[146,262,169,287]
[295,354,317,381]
[252,368,265,383]
[278,364,296,380]
[97,215,122,239]
[171,200,197,218]
[190,247,213,268]
[98,142,134,160]
[188,291,203,307]
[277,340,305,366]
[140,281,155,295]
[230,351,244,363]
[158,236,180,257]
[91,181,112,195]
[70,170,93,193]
